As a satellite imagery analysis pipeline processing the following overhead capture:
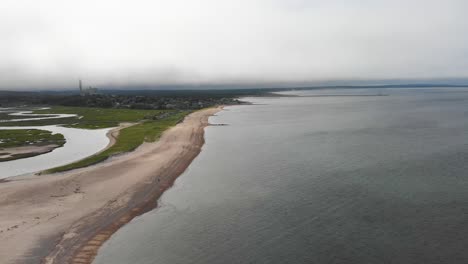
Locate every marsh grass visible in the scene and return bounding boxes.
[0,129,65,148]
[0,106,173,128]
[35,106,173,129]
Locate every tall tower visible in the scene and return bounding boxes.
[79,79,83,96]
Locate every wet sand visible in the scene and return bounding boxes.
[0,107,221,264]
[0,144,60,161]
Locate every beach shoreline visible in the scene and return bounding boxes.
[0,107,221,264]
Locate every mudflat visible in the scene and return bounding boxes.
[0,144,59,161]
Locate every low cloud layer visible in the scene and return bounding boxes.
[2,0,468,90]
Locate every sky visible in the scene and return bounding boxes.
[1,0,468,90]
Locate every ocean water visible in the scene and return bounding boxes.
[95,88,468,264]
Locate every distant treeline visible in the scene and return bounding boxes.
[0,89,271,109]
[3,84,466,109]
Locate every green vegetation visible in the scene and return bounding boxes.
[1,106,174,129]
[0,129,65,149]
[35,106,173,129]
[45,111,190,173]
[0,89,244,110]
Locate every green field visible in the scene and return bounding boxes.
[0,129,65,149]
[45,110,190,173]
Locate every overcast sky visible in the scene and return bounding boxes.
[1,0,468,90]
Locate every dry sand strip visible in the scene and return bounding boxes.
[0,107,221,264]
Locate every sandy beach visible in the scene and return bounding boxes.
[0,107,221,264]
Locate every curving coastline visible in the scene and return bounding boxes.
[97,122,137,154]
[0,107,221,264]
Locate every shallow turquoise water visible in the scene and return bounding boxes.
[95,88,468,264]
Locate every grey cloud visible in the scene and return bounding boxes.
[1,0,468,90]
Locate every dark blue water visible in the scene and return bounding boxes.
[95,88,468,264]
